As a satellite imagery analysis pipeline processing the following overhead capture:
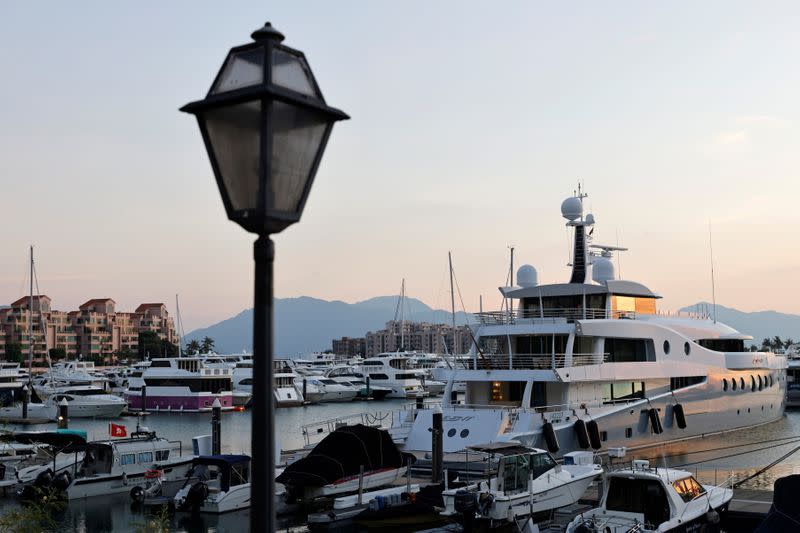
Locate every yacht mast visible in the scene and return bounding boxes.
[27,246,34,381]
[449,252,456,356]
[400,279,405,351]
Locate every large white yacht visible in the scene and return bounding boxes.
[358,355,427,399]
[399,190,787,456]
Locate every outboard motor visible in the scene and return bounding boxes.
[180,481,208,511]
[453,489,478,533]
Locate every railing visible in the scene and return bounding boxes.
[299,410,398,446]
[475,308,636,325]
[464,352,608,370]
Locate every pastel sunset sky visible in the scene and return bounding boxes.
[1,2,798,331]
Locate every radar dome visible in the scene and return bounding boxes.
[561,197,583,221]
[592,257,615,283]
[585,213,595,225]
[517,265,538,287]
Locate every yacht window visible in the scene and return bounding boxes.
[530,452,557,478]
[150,360,171,368]
[395,373,418,380]
[319,379,338,385]
[670,377,705,390]
[731,378,737,391]
[758,376,763,391]
[770,375,774,387]
[697,339,745,352]
[663,340,670,354]
[239,378,253,386]
[751,376,756,392]
[500,454,531,494]
[684,342,691,355]
[604,338,656,363]
[672,476,706,502]
[604,382,646,403]
[139,452,154,463]
[155,450,169,461]
[120,454,136,465]
[740,377,745,390]
[723,379,728,391]
[369,373,389,380]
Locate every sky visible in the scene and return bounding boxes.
[1,2,799,331]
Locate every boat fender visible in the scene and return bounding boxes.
[130,485,145,503]
[673,403,687,429]
[121,472,128,486]
[648,408,663,435]
[542,421,560,453]
[586,419,602,450]
[574,419,590,449]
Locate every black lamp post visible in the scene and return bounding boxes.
[180,21,348,532]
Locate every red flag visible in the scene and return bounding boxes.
[110,423,127,437]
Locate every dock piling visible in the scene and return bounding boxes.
[211,398,222,455]
[432,405,443,483]
[58,398,68,429]
[21,385,28,419]
[141,385,147,413]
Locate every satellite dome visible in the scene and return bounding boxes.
[517,264,538,287]
[561,197,583,221]
[585,213,595,225]
[592,257,615,283]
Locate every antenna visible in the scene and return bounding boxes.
[709,222,717,323]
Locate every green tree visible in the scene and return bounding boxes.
[761,338,772,351]
[138,331,162,360]
[5,343,23,363]
[785,338,795,348]
[48,348,66,361]
[161,339,178,357]
[772,336,784,350]
[200,337,215,354]
[185,339,201,355]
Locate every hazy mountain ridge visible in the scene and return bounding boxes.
[185,295,471,356]
[677,302,800,345]
[186,298,800,355]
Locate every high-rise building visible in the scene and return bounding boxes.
[363,320,472,357]
[0,296,177,363]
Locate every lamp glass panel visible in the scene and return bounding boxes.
[204,101,262,211]
[269,100,329,212]
[271,48,320,99]
[211,48,264,94]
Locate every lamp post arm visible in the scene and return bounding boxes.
[252,234,275,532]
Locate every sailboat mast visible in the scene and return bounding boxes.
[27,246,34,380]
[449,252,456,355]
[176,294,183,357]
[400,279,405,351]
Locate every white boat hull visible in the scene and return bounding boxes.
[67,459,193,500]
[303,466,407,500]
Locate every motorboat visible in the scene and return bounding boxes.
[358,356,427,399]
[33,361,108,399]
[394,189,786,456]
[441,443,602,525]
[64,426,193,500]
[124,357,234,412]
[297,377,357,403]
[47,385,127,418]
[0,363,27,406]
[566,459,732,532]
[277,424,415,502]
[785,357,800,407]
[323,366,392,400]
[174,455,251,513]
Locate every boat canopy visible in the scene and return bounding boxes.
[4,430,87,449]
[276,424,415,487]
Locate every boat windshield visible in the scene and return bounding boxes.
[672,476,706,502]
[499,454,531,494]
[606,477,670,527]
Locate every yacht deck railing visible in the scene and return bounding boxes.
[475,308,636,325]
[466,352,609,370]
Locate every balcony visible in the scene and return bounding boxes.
[474,308,636,325]
[459,352,608,370]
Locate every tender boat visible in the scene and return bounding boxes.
[323,366,392,400]
[297,378,357,403]
[566,459,732,532]
[441,443,602,525]
[174,455,251,513]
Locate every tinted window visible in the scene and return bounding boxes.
[606,477,670,527]
[369,373,389,380]
[120,454,136,465]
[672,476,706,502]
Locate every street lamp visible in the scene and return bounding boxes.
[180,21,348,531]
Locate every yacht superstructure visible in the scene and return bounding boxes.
[400,190,786,456]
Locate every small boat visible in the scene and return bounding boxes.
[566,459,732,532]
[276,424,415,502]
[441,443,602,525]
[297,378,357,403]
[323,366,392,400]
[47,385,127,418]
[174,455,251,513]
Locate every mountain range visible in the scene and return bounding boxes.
[185,297,800,355]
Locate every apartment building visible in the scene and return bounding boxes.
[0,295,176,362]
[331,336,367,357]
[363,320,472,357]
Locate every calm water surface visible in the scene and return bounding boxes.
[1,401,799,531]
